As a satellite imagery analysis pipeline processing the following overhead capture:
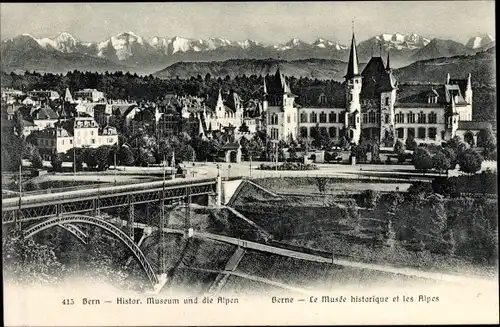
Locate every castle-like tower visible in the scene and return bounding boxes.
[344,31,362,144]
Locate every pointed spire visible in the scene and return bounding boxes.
[263,77,267,95]
[217,89,223,104]
[386,48,391,70]
[344,29,360,80]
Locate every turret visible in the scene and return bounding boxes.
[386,49,391,71]
[262,78,268,112]
[344,31,362,113]
[465,73,473,104]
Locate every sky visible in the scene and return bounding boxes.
[0,2,496,44]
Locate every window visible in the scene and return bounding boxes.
[339,114,345,123]
[91,139,95,144]
[407,128,415,138]
[369,111,376,123]
[397,128,404,139]
[428,127,437,140]
[385,97,389,106]
[417,127,426,139]
[70,139,73,144]
[319,112,327,123]
[271,128,279,140]
[418,111,426,124]
[329,127,337,138]
[357,117,359,123]
[376,113,381,124]
[300,112,308,123]
[407,112,415,124]
[300,127,308,138]
[108,138,114,143]
[90,130,94,136]
[395,113,402,124]
[362,113,368,124]
[385,114,390,124]
[319,94,327,104]
[287,115,291,124]
[441,131,445,140]
[310,112,317,123]
[348,94,352,102]
[270,114,278,125]
[428,112,437,124]
[329,112,337,123]
[61,140,64,145]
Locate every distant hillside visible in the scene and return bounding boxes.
[153,58,373,80]
[410,38,474,62]
[394,47,495,86]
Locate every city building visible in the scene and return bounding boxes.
[294,28,478,147]
[263,70,299,142]
[31,116,118,159]
[27,89,60,103]
[1,88,24,104]
[73,88,106,103]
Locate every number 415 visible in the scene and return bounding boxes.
[62,299,75,305]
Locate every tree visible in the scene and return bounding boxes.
[96,146,112,171]
[50,152,63,172]
[247,136,263,160]
[405,134,417,151]
[82,148,98,170]
[413,147,433,172]
[67,148,84,171]
[394,139,406,163]
[386,192,404,214]
[432,151,451,173]
[3,229,65,285]
[442,229,456,255]
[118,145,135,166]
[441,147,457,169]
[459,148,483,175]
[30,148,44,169]
[478,127,496,159]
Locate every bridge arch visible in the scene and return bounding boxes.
[23,215,158,286]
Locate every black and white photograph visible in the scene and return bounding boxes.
[1,2,498,326]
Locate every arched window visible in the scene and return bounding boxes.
[319,112,327,123]
[418,111,426,124]
[329,112,337,123]
[428,112,437,124]
[369,111,376,123]
[300,112,308,123]
[310,112,318,123]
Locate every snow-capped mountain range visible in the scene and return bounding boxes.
[1,31,494,75]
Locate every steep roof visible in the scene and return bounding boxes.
[344,33,360,80]
[360,57,397,98]
[32,106,59,120]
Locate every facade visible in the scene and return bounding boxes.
[1,88,24,104]
[264,69,299,142]
[27,90,60,102]
[73,89,106,103]
[31,106,59,130]
[294,30,476,147]
[204,90,245,132]
[32,116,118,158]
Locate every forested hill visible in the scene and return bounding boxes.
[154,58,361,81]
[153,49,495,87]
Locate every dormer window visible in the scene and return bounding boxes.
[319,94,327,105]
